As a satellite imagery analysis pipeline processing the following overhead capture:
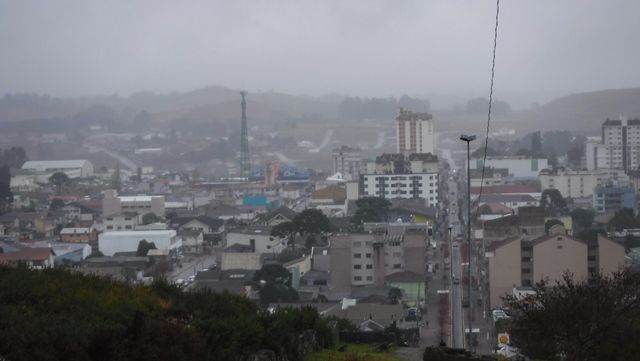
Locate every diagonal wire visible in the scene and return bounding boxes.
[476,0,500,210]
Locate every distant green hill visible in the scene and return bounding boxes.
[513,88,640,133]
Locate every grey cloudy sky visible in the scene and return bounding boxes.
[1,0,639,100]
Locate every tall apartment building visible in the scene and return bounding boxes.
[586,118,640,172]
[593,183,636,213]
[361,153,438,205]
[396,108,435,155]
[332,146,362,181]
[487,229,624,308]
[539,168,629,198]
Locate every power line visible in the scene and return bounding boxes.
[477,0,500,207]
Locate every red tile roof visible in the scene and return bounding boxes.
[0,247,53,263]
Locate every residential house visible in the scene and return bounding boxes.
[173,215,225,247]
[178,229,204,254]
[81,256,149,282]
[0,246,55,268]
[225,226,285,254]
[60,227,97,244]
[254,206,298,226]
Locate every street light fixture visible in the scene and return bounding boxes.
[459,133,476,352]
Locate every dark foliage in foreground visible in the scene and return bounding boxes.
[0,267,332,361]
[503,270,640,361]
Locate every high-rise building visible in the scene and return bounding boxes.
[586,118,640,172]
[396,108,435,155]
[332,146,362,181]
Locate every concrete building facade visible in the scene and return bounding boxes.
[539,168,629,198]
[487,231,624,309]
[332,146,362,181]
[102,190,165,217]
[593,184,636,213]
[586,118,640,172]
[470,156,548,179]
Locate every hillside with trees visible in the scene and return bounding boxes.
[0,267,334,361]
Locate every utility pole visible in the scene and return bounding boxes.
[240,91,251,180]
[459,134,476,352]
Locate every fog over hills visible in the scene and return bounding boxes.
[1,86,638,136]
[512,88,640,133]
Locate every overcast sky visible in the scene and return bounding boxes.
[1,0,639,102]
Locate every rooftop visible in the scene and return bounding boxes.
[22,160,90,169]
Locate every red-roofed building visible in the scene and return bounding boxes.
[0,247,55,269]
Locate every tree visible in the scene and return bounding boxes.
[567,146,583,167]
[0,165,12,214]
[351,197,392,228]
[141,213,161,225]
[292,209,330,236]
[611,208,638,232]
[540,189,568,216]
[112,164,121,191]
[545,219,565,234]
[1,146,27,168]
[571,208,595,234]
[253,264,298,305]
[271,221,298,249]
[49,171,69,195]
[136,240,157,256]
[504,271,640,361]
[388,287,403,304]
[531,131,542,157]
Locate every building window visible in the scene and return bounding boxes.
[393,264,402,269]
[353,241,362,247]
[106,226,113,230]
[588,256,597,261]
[522,268,531,274]
[354,276,362,281]
[521,257,530,262]
[366,264,373,269]
[354,264,362,269]
[366,276,373,281]
[354,253,361,258]
[365,253,372,258]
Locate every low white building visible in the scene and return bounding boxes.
[98,230,181,256]
[471,156,547,179]
[21,160,94,178]
[102,190,165,217]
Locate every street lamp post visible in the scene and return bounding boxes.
[459,134,476,352]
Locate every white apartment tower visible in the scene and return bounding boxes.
[396,108,435,155]
[586,118,640,172]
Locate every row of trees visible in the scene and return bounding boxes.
[339,95,430,120]
[0,267,335,361]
